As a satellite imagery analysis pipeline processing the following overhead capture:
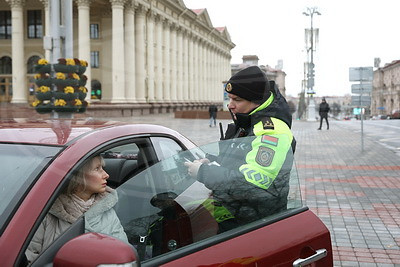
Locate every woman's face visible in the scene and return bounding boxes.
[82,156,109,199]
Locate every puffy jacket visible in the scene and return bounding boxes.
[26,187,128,262]
[197,83,295,226]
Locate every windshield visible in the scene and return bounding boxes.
[0,143,60,229]
[106,135,301,260]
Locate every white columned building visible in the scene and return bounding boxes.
[1,0,235,115]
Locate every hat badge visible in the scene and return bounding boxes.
[226,83,232,92]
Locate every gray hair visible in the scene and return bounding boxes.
[66,156,105,195]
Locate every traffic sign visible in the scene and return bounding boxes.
[349,67,373,82]
[351,83,372,94]
[351,95,371,106]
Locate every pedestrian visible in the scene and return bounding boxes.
[208,104,218,127]
[26,155,128,263]
[185,66,296,232]
[318,97,330,130]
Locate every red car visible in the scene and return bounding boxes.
[0,118,332,266]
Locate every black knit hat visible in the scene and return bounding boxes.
[225,66,271,103]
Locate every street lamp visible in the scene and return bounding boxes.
[303,7,321,121]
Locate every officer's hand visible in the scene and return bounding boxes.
[184,160,203,178]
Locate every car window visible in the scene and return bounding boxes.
[150,136,185,161]
[109,135,301,262]
[0,143,60,231]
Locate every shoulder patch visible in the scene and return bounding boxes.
[262,117,274,130]
[255,146,275,167]
[261,135,279,146]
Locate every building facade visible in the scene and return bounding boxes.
[230,55,287,97]
[372,60,400,117]
[0,0,234,115]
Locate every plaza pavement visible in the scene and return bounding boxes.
[104,113,400,267]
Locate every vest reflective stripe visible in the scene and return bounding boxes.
[239,118,293,190]
[187,198,235,223]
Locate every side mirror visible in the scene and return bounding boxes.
[53,232,139,267]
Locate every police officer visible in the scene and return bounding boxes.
[185,66,296,231]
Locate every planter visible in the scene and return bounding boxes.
[53,106,79,113]
[53,78,79,87]
[78,91,87,100]
[53,92,79,101]
[35,104,54,114]
[53,64,79,73]
[78,78,87,86]
[35,78,53,87]
[35,91,53,101]
[34,64,51,73]
[77,107,87,113]
[77,65,87,75]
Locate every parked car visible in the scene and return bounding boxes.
[391,109,400,119]
[0,118,333,266]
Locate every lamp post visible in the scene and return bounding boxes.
[303,7,321,121]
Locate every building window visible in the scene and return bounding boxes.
[27,56,41,74]
[27,10,42,39]
[0,56,12,74]
[90,24,99,39]
[0,11,12,39]
[91,51,99,68]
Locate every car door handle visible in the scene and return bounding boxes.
[293,248,327,267]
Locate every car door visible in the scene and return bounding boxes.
[22,134,189,266]
[111,135,333,266]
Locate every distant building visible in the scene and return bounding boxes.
[231,55,287,97]
[372,60,400,116]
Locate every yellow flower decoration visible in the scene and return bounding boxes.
[80,60,88,67]
[66,58,75,65]
[74,99,82,106]
[55,99,67,106]
[38,59,48,65]
[72,73,80,80]
[56,72,66,80]
[38,86,50,93]
[32,100,41,107]
[79,86,87,93]
[34,74,41,79]
[64,86,74,94]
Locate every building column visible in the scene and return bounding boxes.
[146,10,155,102]
[135,4,146,102]
[76,0,91,101]
[176,26,183,101]
[109,0,126,103]
[124,2,136,102]
[155,15,163,102]
[6,0,26,103]
[182,30,189,101]
[169,24,177,101]
[162,20,171,102]
[188,33,194,101]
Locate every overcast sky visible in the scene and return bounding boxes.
[183,0,400,97]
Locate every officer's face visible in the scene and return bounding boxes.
[227,93,259,118]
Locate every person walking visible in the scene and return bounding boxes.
[318,97,330,130]
[185,66,296,232]
[208,104,218,127]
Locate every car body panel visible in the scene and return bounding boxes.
[161,210,332,266]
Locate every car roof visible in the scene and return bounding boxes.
[0,118,189,146]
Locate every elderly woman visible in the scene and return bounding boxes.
[26,155,128,262]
